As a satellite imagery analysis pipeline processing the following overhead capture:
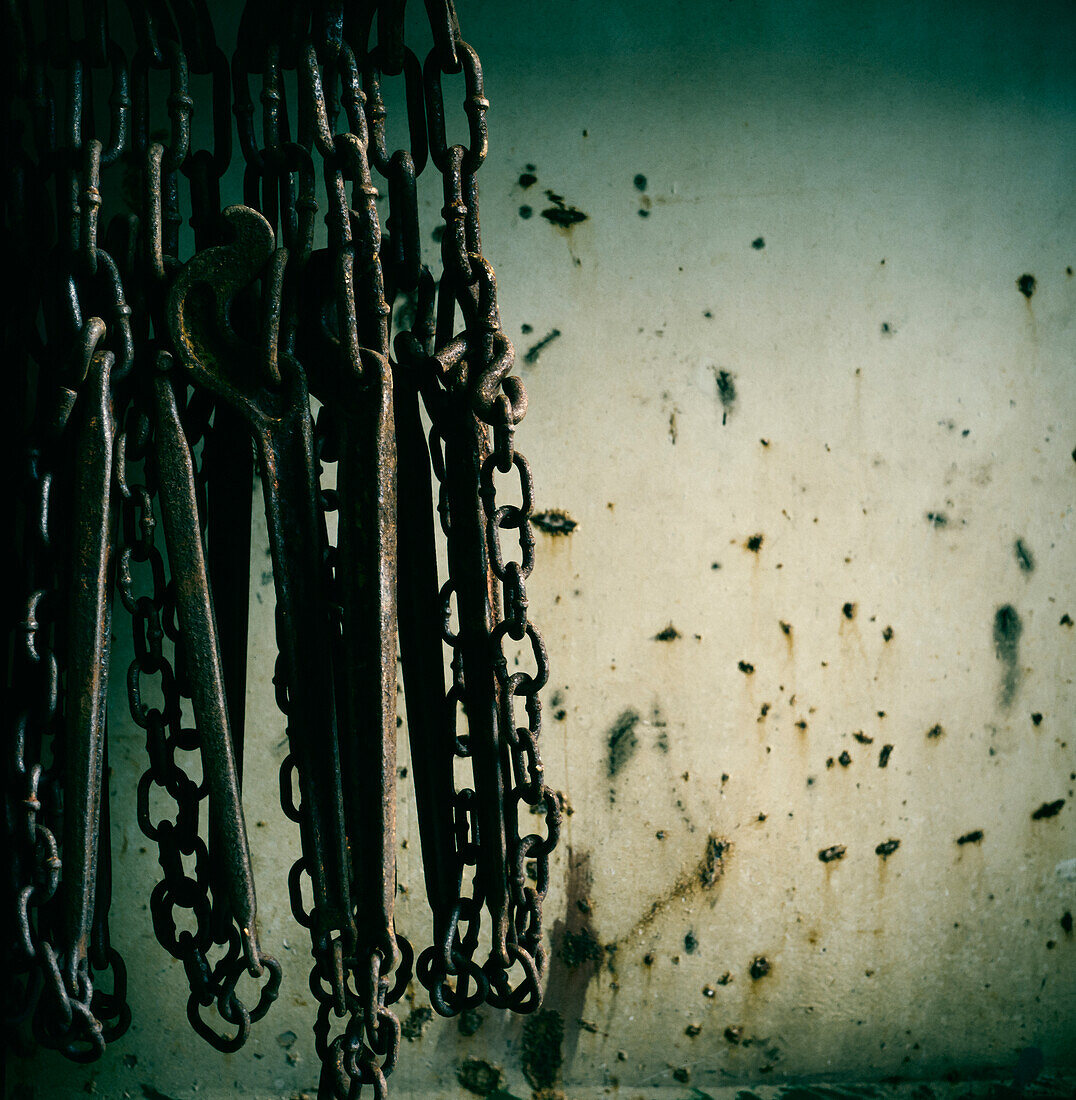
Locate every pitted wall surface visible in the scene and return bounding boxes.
[9,1,1075,1097]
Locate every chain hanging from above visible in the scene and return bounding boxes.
[2,1,561,1094]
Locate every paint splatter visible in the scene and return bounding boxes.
[456,1057,506,1096]
[524,328,562,365]
[713,368,737,424]
[531,510,577,535]
[541,190,588,227]
[607,710,641,778]
[993,604,1023,708]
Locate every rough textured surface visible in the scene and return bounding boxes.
[8,0,1075,1097]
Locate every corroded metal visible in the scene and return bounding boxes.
[169,206,355,958]
[150,352,264,973]
[4,2,559,1094]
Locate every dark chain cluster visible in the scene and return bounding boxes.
[3,1,560,1095]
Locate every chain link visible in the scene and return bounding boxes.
[4,2,558,1093]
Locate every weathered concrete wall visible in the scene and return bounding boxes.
[9,1,1075,1097]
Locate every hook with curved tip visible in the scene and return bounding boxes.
[167,204,280,413]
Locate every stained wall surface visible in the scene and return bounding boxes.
[9,1,1076,1097]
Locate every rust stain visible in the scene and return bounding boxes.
[628,835,731,936]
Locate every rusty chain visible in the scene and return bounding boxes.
[4,1,559,1094]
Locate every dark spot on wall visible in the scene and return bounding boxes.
[684,930,699,954]
[716,971,732,985]
[746,534,764,552]
[780,620,792,636]
[531,510,577,535]
[701,836,730,887]
[738,660,755,674]
[633,173,647,192]
[1016,273,1036,299]
[521,323,533,334]
[993,604,1023,708]
[853,731,873,744]
[654,723,669,754]
[749,955,772,980]
[926,511,948,528]
[654,623,681,642]
[818,845,846,863]
[1062,614,1074,627]
[426,225,447,247]
[401,1006,433,1041]
[878,744,893,768]
[1031,799,1065,820]
[1061,912,1073,935]
[519,171,537,188]
[685,1023,702,1037]
[926,724,944,740]
[956,830,984,845]
[713,368,737,424]
[1031,712,1043,726]
[881,322,894,336]
[882,625,894,642]
[521,1009,564,1093]
[524,328,562,365]
[673,1067,691,1083]
[751,237,765,250]
[607,710,641,778]
[560,927,605,968]
[457,1056,506,1096]
[875,838,900,859]
[838,750,852,767]
[457,1009,484,1036]
[1014,539,1035,573]
[519,204,533,219]
[638,208,650,217]
[842,602,856,620]
[541,190,588,228]
[725,1025,744,1044]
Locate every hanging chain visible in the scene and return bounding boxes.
[4,2,560,1094]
